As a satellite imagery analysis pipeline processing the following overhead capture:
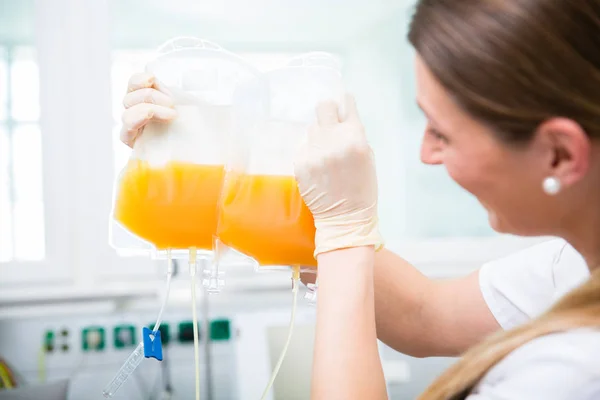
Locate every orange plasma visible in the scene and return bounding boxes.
[217,173,317,267]
[114,160,224,250]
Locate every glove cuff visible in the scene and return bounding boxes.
[313,216,384,258]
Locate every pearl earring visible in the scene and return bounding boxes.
[542,176,561,196]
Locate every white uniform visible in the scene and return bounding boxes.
[479,238,589,330]
[467,239,599,399]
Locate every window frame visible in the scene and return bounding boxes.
[1,0,158,289]
[0,34,70,284]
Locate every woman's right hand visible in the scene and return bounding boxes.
[120,72,178,147]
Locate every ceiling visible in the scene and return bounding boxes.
[111,0,413,49]
[0,0,414,51]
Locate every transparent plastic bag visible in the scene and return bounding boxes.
[216,52,345,271]
[110,37,259,260]
[106,37,260,400]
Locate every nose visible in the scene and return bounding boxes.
[420,137,443,165]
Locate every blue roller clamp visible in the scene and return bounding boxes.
[142,327,163,361]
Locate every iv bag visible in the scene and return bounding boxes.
[110,37,259,260]
[216,53,345,270]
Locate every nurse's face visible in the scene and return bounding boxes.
[413,55,556,236]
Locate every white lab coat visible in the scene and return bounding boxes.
[467,239,600,399]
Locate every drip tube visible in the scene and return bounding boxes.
[260,265,301,400]
[102,251,174,398]
[189,248,201,400]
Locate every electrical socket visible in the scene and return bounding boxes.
[114,325,136,349]
[82,326,105,351]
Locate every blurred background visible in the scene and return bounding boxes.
[0,0,544,399]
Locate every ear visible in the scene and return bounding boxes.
[533,118,591,188]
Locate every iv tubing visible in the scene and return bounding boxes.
[0,362,14,389]
[102,251,174,398]
[202,258,214,399]
[189,247,201,400]
[153,251,174,333]
[37,347,46,384]
[259,266,301,400]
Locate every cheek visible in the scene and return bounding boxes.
[443,155,512,230]
[443,150,523,217]
[443,152,492,194]
[445,150,550,234]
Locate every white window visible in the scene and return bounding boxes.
[0,46,45,264]
[1,0,152,290]
[0,1,73,287]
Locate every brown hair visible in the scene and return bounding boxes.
[408,0,600,144]
[408,1,600,399]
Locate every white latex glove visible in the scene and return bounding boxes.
[294,94,384,257]
[120,72,177,147]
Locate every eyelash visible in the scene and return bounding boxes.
[427,127,448,143]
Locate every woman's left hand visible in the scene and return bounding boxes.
[294,94,384,257]
[298,95,388,400]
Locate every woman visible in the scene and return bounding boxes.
[120,0,600,398]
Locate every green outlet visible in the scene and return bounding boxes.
[178,321,201,343]
[210,319,231,341]
[82,326,105,351]
[114,325,136,349]
[147,323,170,345]
[43,330,55,352]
